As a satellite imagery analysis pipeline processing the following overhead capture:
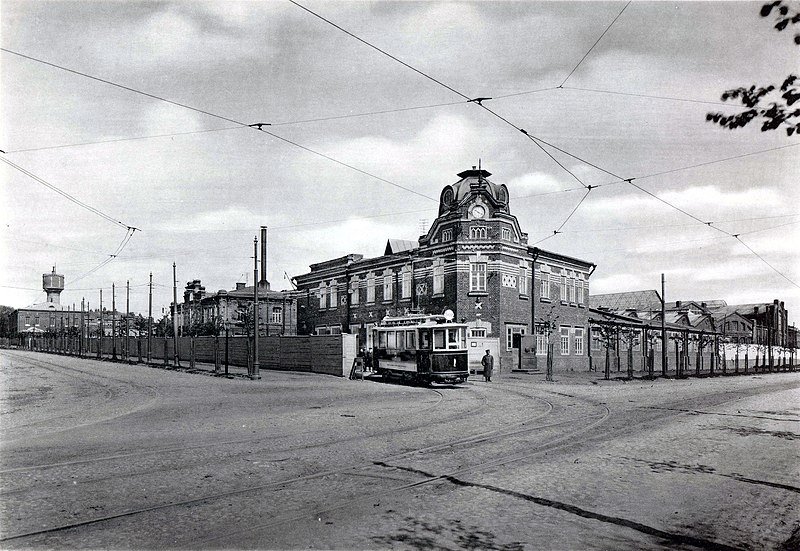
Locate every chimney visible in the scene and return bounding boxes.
[236,282,245,291]
[675,301,681,308]
[260,226,267,287]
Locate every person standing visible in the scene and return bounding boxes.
[481,349,494,382]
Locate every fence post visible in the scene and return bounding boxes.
[214,336,221,374]
[627,340,633,380]
[546,343,554,382]
[190,337,196,369]
[164,338,169,366]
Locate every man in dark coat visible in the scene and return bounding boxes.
[481,349,494,382]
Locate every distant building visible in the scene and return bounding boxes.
[294,167,595,371]
[172,278,298,337]
[10,268,80,335]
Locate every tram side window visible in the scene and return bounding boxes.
[397,331,406,350]
[420,329,431,350]
[407,330,416,349]
[378,331,387,349]
[447,328,460,349]
[433,329,446,350]
[387,331,397,349]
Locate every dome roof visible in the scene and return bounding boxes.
[439,168,509,215]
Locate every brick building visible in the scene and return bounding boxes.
[10,267,81,336]
[294,167,595,372]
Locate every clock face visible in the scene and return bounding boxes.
[471,205,486,219]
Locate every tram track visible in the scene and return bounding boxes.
[0,382,561,544]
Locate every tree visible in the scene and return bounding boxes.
[706,2,800,136]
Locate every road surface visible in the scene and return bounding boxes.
[1,349,798,550]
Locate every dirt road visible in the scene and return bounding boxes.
[1,350,797,550]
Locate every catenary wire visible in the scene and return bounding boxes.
[0,47,437,203]
[559,1,631,87]
[560,85,741,108]
[0,157,136,231]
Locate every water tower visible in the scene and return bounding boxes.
[43,266,65,304]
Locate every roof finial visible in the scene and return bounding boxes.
[478,159,482,184]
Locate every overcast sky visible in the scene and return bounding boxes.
[1,0,798,322]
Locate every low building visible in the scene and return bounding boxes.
[173,278,298,337]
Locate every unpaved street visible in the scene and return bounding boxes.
[0,350,798,550]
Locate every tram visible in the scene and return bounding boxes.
[372,311,469,384]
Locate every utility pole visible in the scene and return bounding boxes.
[80,297,85,357]
[112,283,117,360]
[252,236,260,380]
[173,262,179,367]
[261,226,269,337]
[125,280,130,363]
[147,272,153,363]
[661,273,667,376]
[99,289,104,359]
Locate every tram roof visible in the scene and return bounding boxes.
[378,314,466,328]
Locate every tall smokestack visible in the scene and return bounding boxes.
[260,226,267,287]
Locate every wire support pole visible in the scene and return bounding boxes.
[252,236,260,380]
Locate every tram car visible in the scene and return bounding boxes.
[372,311,469,384]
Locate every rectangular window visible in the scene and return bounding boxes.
[401,270,411,299]
[329,283,338,310]
[319,285,326,309]
[367,276,375,303]
[433,263,444,294]
[502,227,511,240]
[536,331,548,356]
[569,278,576,303]
[592,335,601,351]
[540,272,550,299]
[470,328,487,338]
[574,327,584,356]
[406,330,416,349]
[383,274,393,301]
[387,330,397,349]
[519,266,528,295]
[506,324,527,351]
[271,307,283,324]
[433,329,446,350]
[560,276,568,302]
[470,262,487,292]
[577,282,585,305]
[560,326,570,355]
[442,228,452,242]
[351,280,359,305]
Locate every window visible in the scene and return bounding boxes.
[574,327,584,356]
[519,266,528,295]
[433,329,446,349]
[366,276,375,303]
[592,335,601,351]
[351,280,359,305]
[577,281,585,305]
[441,228,453,242]
[568,278,576,303]
[560,275,568,302]
[502,227,511,240]
[469,226,487,239]
[540,272,550,299]
[470,328,487,338]
[506,324,527,351]
[401,269,411,299]
[25,315,31,326]
[383,274,393,301]
[470,262,487,292]
[271,307,283,324]
[433,262,444,294]
[318,284,327,309]
[329,282,338,310]
[536,330,548,356]
[560,326,570,355]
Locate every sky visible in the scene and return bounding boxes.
[1,0,798,323]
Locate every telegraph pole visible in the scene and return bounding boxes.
[125,280,130,363]
[99,289,104,359]
[173,262,179,367]
[112,283,117,360]
[252,236,260,380]
[147,272,153,363]
[661,273,667,376]
[80,297,85,357]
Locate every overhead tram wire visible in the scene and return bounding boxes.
[734,237,799,288]
[0,157,137,232]
[559,86,741,108]
[0,47,437,203]
[559,1,631,88]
